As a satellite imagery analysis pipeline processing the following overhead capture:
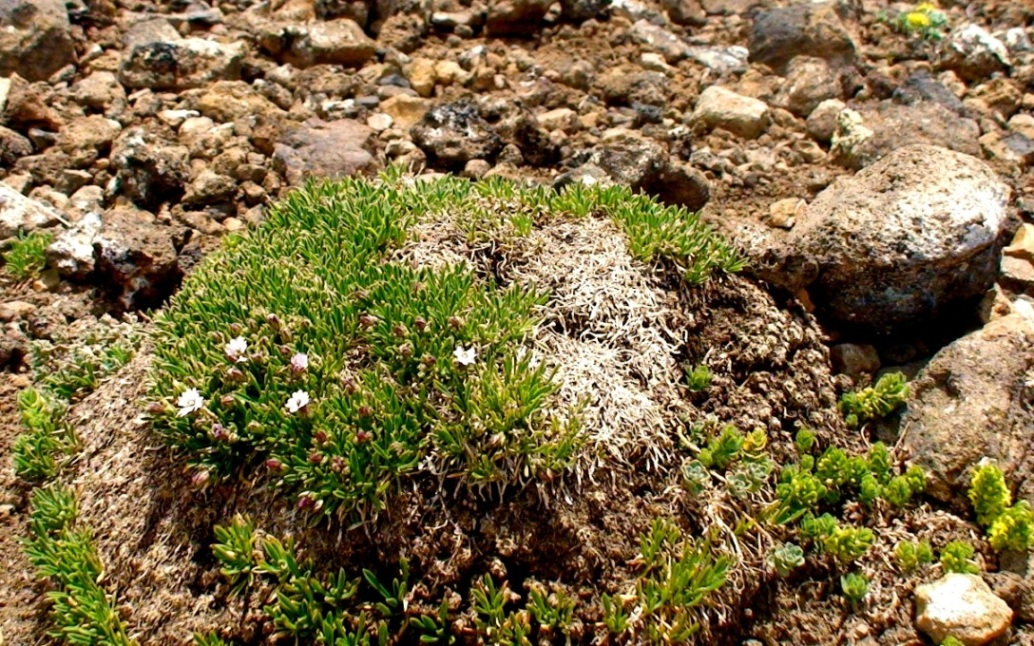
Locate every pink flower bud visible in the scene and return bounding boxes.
[265,458,283,471]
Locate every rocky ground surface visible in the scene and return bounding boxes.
[2,0,1034,643]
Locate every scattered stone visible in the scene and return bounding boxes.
[273,118,379,186]
[893,72,968,116]
[0,300,35,322]
[0,184,64,239]
[0,0,77,82]
[0,126,32,166]
[411,100,504,170]
[366,112,393,131]
[1004,224,1034,262]
[405,58,436,97]
[600,69,667,106]
[661,0,704,26]
[47,211,102,279]
[120,32,247,91]
[631,20,690,64]
[70,71,126,112]
[93,207,183,309]
[829,343,879,382]
[783,145,1008,334]
[486,0,551,36]
[379,95,429,130]
[195,81,285,122]
[832,101,980,170]
[767,197,803,229]
[939,24,1011,82]
[775,56,841,118]
[684,45,749,75]
[560,0,610,22]
[284,19,377,68]
[748,2,856,73]
[183,170,237,207]
[56,116,122,166]
[806,99,845,144]
[692,86,770,139]
[647,161,710,212]
[915,574,1013,646]
[110,128,190,209]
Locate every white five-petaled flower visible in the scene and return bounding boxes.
[225,336,248,362]
[177,388,205,417]
[286,389,310,414]
[453,345,477,367]
[290,352,309,373]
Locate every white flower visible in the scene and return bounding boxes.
[177,388,205,417]
[453,345,477,366]
[290,352,309,373]
[286,389,310,414]
[225,336,248,362]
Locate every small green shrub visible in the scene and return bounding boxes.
[793,428,816,454]
[940,541,980,574]
[839,372,908,428]
[968,462,1034,553]
[822,526,876,564]
[894,540,933,573]
[23,484,134,645]
[988,502,1034,553]
[684,363,713,392]
[941,637,965,646]
[768,542,805,577]
[840,572,869,605]
[3,230,52,280]
[11,387,77,482]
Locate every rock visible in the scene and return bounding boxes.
[692,86,770,139]
[775,56,841,118]
[915,574,1013,645]
[829,343,879,381]
[939,24,1010,82]
[195,81,285,122]
[93,207,183,309]
[120,32,247,91]
[646,162,710,212]
[183,170,237,207]
[285,19,376,68]
[560,0,610,21]
[831,101,980,170]
[486,0,551,35]
[748,2,857,73]
[806,99,845,144]
[411,100,504,170]
[1000,255,1034,293]
[110,129,190,209]
[405,58,436,97]
[71,71,126,112]
[684,46,749,75]
[47,211,101,279]
[661,0,704,26]
[767,197,804,229]
[1010,114,1034,140]
[56,116,121,167]
[379,95,429,130]
[784,145,1008,334]
[980,131,1034,167]
[600,70,667,106]
[537,107,577,132]
[1005,224,1034,263]
[892,71,967,116]
[3,75,62,131]
[0,184,63,238]
[273,118,379,186]
[0,126,31,165]
[631,20,691,64]
[0,0,76,82]
[0,300,34,321]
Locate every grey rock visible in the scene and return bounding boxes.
[829,343,879,382]
[916,574,1013,646]
[0,184,63,238]
[893,72,967,115]
[56,116,122,167]
[939,23,1010,82]
[120,31,247,91]
[284,19,377,68]
[684,45,749,75]
[110,128,190,209]
[0,126,31,165]
[0,0,76,82]
[647,162,710,212]
[805,98,846,144]
[749,2,857,73]
[775,56,842,118]
[784,145,1009,334]
[902,312,1034,503]
[599,70,668,106]
[411,100,504,170]
[560,0,610,21]
[273,118,380,186]
[70,71,127,112]
[183,170,237,206]
[661,0,704,26]
[93,207,183,309]
[47,211,101,279]
[630,20,690,64]
[831,101,980,170]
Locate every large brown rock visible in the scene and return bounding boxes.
[272,119,380,186]
[902,312,1034,504]
[748,1,857,73]
[777,145,1009,334]
[0,0,76,81]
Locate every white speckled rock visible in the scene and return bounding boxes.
[915,574,1013,645]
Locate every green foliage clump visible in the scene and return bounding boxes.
[149,176,744,523]
[968,462,1034,553]
[29,325,140,402]
[684,363,713,392]
[894,540,934,573]
[794,428,816,454]
[23,485,134,645]
[822,526,876,564]
[3,230,53,280]
[839,372,908,428]
[939,541,981,574]
[940,637,965,646]
[11,387,77,482]
[604,518,730,643]
[840,572,869,605]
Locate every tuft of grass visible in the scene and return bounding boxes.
[11,388,78,482]
[148,173,743,523]
[3,230,53,280]
[23,484,135,645]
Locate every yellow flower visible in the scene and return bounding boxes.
[906,11,932,29]
[915,1,937,11]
